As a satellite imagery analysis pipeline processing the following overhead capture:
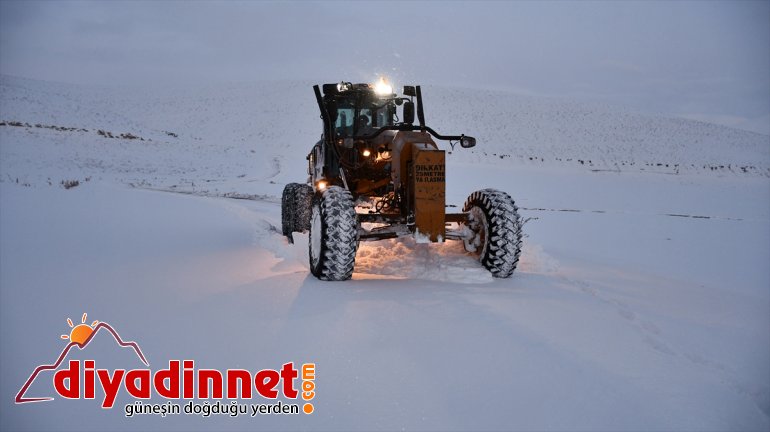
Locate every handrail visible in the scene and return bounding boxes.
[352,124,466,142]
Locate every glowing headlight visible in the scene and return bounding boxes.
[362,149,371,157]
[317,180,327,191]
[374,77,393,96]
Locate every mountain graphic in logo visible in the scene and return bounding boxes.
[15,313,148,403]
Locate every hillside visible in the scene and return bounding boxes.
[1,75,767,194]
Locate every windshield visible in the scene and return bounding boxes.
[334,96,394,137]
[335,100,356,136]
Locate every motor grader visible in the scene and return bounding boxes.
[282,80,523,281]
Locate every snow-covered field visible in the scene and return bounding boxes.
[1,75,769,431]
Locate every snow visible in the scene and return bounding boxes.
[1,75,769,431]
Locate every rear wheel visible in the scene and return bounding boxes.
[309,186,358,281]
[281,183,313,243]
[462,189,523,278]
[294,184,313,232]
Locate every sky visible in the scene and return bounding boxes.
[1,0,769,134]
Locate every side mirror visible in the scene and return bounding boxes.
[460,136,476,148]
[403,101,415,124]
[403,86,416,97]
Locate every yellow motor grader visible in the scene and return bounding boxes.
[282,80,522,281]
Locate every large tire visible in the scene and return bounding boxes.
[462,189,523,278]
[308,186,358,281]
[282,183,301,242]
[294,184,313,232]
[281,183,313,243]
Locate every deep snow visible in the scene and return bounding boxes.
[1,75,769,431]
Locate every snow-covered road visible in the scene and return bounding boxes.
[2,163,768,431]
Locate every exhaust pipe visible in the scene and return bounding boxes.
[416,85,426,129]
[313,85,331,139]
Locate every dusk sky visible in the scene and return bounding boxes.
[1,0,768,133]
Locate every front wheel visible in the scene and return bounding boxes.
[309,186,358,281]
[462,189,523,278]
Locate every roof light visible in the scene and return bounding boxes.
[374,77,393,96]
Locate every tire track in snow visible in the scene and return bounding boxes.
[132,185,280,203]
[561,275,770,419]
[521,207,754,222]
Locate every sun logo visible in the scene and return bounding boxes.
[60,313,98,346]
